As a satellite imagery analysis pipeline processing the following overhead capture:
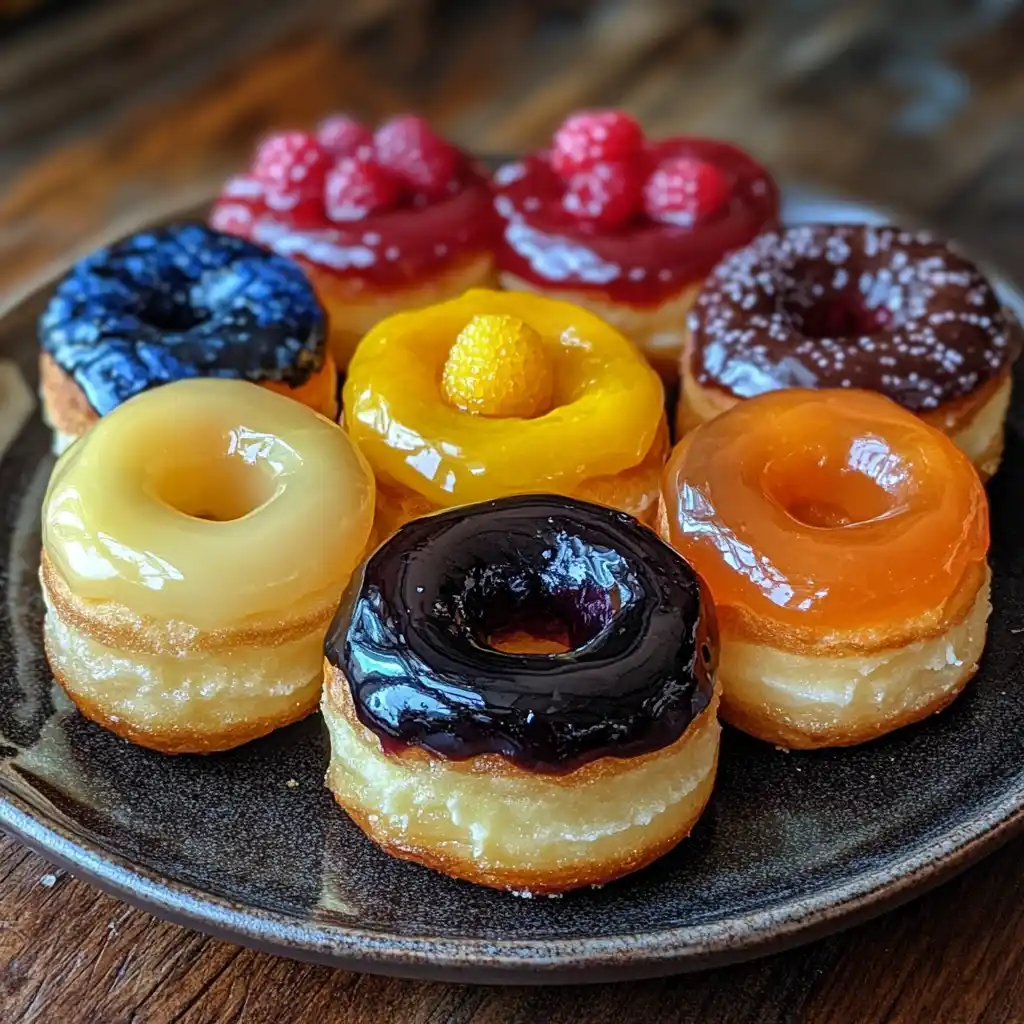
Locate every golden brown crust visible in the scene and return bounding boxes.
[681,567,989,749]
[41,551,335,657]
[40,352,98,439]
[44,631,320,754]
[719,662,976,750]
[919,369,1009,435]
[308,251,497,370]
[42,348,341,447]
[972,422,1006,481]
[322,661,721,892]
[261,354,339,421]
[331,770,717,894]
[654,501,986,656]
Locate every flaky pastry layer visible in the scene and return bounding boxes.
[43,587,322,753]
[322,664,720,893]
[717,570,990,748]
[40,551,338,657]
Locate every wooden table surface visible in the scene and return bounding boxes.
[2,2,1024,1021]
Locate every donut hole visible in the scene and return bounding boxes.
[442,536,635,660]
[488,626,572,655]
[473,582,619,657]
[139,291,207,333]
[762,438,913,529]
[782,278,894,339]
[150,456,276,522]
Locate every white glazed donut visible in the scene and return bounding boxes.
[41,377,374,753]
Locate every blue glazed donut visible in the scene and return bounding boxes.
[39,223,334,448]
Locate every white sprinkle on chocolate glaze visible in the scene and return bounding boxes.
[691,224,1020,411]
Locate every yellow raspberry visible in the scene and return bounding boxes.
[441,313,554,418]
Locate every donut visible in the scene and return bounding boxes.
[41,377,374,754]
[39,223,336,454]
[210,114,498,371]
[492,110,779,378]
[343,288,667,538]
[658,387,990,749]
[679,223,1022,478]
[322,495,720,893]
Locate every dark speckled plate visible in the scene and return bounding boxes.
[3,190,1024,985]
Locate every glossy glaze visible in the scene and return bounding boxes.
[691,224,1020,411]
[211,165,498,290]
[327,496,716,773]
[39,224,326,415]
[662,388,989,643]
[42,378,374,631]
[343,289,664,508]
[492,139,778,307]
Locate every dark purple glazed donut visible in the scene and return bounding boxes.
[325,494,717,773]
[688,223,1019,412]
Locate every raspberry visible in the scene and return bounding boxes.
[642,156,730,227]
[324,156,400,222]
[442,314,553,418]
[251,131,331,195]
[264,185,325,228]
[316,115,374,157]
[561,161,642,228]
[551,110,643,179]
[374,115,460,199]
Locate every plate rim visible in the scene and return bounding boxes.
[3,184,1024,984]
[4,775,1024,983]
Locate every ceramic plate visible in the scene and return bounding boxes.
[2,190,1024,985]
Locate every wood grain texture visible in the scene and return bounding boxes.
[2,1,1024,1020]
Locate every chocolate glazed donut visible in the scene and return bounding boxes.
[327,495,715,773]
[321,495,722,893]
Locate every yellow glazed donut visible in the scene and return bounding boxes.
[343,288,667,537]
[40,378,374,753]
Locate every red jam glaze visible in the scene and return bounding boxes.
[211,163,499,292]
[492,138,779,308]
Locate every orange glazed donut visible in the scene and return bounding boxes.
[343,288,667,538]
[658,388,991,749]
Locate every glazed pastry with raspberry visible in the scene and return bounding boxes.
[211,114,498,370]
[343,288,667,538]
[492,110,779,378]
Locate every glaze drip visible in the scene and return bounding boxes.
[326,495,716,773]
[492,138,779,306]
[211,166,499,287]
